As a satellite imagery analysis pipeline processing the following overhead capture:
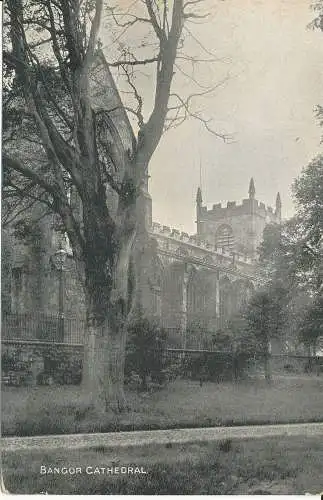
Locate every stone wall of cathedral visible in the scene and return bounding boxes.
[2,216,260,349]
[2,179,271,349]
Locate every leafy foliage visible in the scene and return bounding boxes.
[245,285,288,351]
[310,0,323,32]
[259,219,319,292]
[125,315,168,389]
[293,155,323,250]
[298,295,323,350]
[256,155,323,352]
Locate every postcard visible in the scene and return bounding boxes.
[2,0,323,495]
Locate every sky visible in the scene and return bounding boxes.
[104,0,323,234]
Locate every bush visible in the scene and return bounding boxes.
[43,348,82,385]
[284,363,297,373]
[181,351,251,383]
[125,316,169,390]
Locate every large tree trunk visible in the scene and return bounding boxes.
[81,213,137,413]
[82,316,128,413]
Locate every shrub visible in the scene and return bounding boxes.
[180,351,252,383]
[41,346,83,385]
[125,316,169,390]
[2,351,17,372]
[284,363,297,373]
[219,439,233,452]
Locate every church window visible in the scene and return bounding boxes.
[215,225,234,251]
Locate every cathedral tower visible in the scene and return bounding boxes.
[193,178,281,260]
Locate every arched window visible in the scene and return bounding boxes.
[148,257,164,317]
[215,224,234,251]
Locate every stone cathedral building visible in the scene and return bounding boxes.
[2,52,282,349]
[137,178,281,348]
[2,177,281,349]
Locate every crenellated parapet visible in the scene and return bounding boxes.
[198,197,278,223]
[150,221,261,282]
[195,178,282,259]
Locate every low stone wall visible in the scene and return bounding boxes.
[2,341,322,387]
[248,354,323,376]
[270,354,323,375]
[1,340,83,386]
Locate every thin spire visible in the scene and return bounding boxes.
[196,153,203,205]
[249,177,255,199]
[275,192,282,222]
[196,186,202,204]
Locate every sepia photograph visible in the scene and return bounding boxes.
[1,0,323,495]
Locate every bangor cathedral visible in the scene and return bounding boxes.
[2,53,282,349]
[2,176,281,349]
[137,177,281,348]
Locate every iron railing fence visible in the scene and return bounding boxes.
[2,312,85,345]
[160,326,219,350]
[2,313,323,370]
[1,313,218,349]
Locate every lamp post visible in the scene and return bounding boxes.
[51,247,67,342]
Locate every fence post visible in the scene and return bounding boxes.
[264,353,272,382]
[232,351,238,382]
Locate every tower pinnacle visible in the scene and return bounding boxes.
[275,192,282,221]
[196,186,202,205]
[248,178,256,199]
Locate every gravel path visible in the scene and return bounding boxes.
[2,422,323,452]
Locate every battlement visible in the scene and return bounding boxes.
[201,197,277,220]
[196,179,281,229]
[151,222,254,266]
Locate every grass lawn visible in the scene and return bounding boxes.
[2,436,323,494]
[2,376,323,436]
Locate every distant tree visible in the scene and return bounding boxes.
[292,156,323,351]
[298,295,323,355]
[224,314,257,354]
[259,218,318,292]
[292,155,323,291]
[258,223,282,264]
[244,285,288,381]
[310,0,323,33]
[257,156,323,354]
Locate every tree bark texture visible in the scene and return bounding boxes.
[82,318,127,412]
[81,215,136,412]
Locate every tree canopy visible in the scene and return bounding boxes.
[2,0,227,411]
[256,155,323,354]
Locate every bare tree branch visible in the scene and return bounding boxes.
[121,65,144,129]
